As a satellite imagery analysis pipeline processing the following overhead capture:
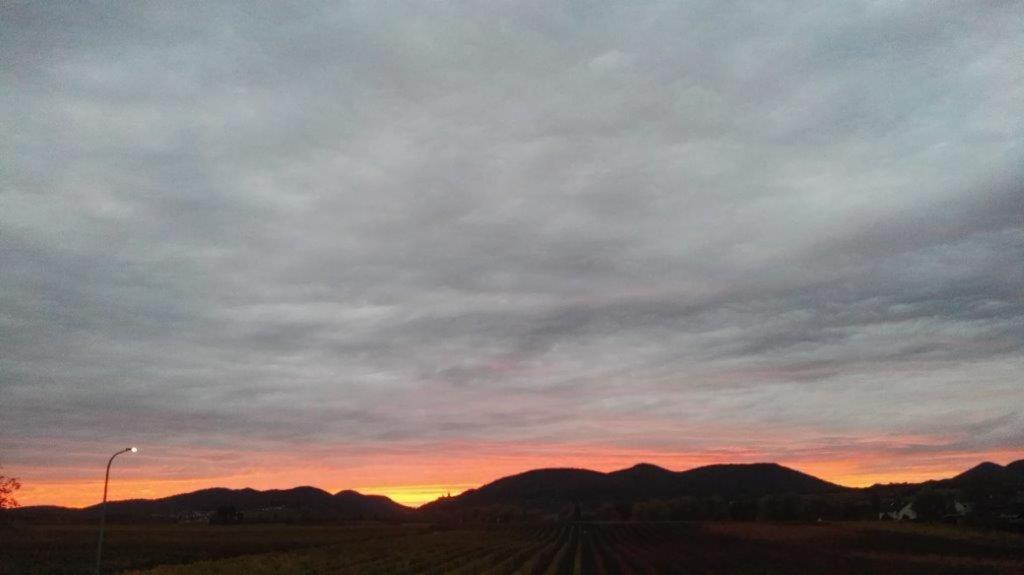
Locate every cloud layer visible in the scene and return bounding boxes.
[2,1,1022,504]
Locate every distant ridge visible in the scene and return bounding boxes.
[11,459,1022,521]
[420,462,843,514]
[943,460,1024,487]
[12,486,411,521]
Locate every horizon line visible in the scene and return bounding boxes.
[19,457,1020,510]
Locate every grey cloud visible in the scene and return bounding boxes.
[2,1,1023,484]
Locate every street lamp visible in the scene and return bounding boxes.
[95,447,138,574]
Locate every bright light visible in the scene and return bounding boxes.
[130,447,138,453]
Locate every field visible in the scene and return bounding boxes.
[3,521,1024,574]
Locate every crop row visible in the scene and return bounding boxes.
[121,520,1024,575]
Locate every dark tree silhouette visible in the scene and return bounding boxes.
[912,488,950,521]
[209,505,244,525]
[0,465,20,509]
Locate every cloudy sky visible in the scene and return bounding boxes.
[2,1,1022,507]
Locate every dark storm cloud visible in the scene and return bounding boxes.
[2,0,1022,481]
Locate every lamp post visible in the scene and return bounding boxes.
[95,446,137,575]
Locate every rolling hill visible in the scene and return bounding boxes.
[941,460,1024,488]
[420,462,843,514]
[11,459,1021,522]
[10,486,411,522]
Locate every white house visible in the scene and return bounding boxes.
[896,502,918,520]
[880,502,918,521]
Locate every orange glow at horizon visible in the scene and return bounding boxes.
[13,445,1023,509]
[352,484,475,507]
[14,479,477,509]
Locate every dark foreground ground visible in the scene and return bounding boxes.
[3,521,1024,574]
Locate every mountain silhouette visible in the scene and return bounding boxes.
[43,486,412,521]
[1007,460,1024,475]
[942,460,1024,488]
[420,462,843,513]
[12,459,1021,521]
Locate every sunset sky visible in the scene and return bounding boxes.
[2,2,1022,509]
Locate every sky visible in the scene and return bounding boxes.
[2,1,1022,508]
